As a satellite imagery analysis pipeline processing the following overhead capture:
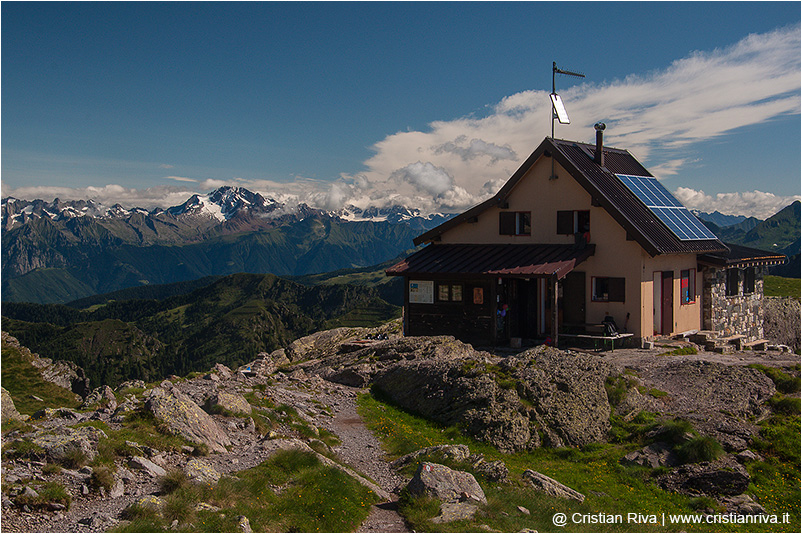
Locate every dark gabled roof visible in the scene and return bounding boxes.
[386,243,595,280]
[414,137,727,256]
[698,243,787,268]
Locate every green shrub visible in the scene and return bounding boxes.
[649,418,695,444]
[675,436,724,464]
[769,394,801,415]
[15,482,71,510]
[90,465,115,492]
[159,469,190,495]
[59,447,89,469]
[3,440,45,461]
[659,346,698,356]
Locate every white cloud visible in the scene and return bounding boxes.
[390,162,454,197]
[159,164,175,169]
[674,187,800,219]
[166,176,197,183]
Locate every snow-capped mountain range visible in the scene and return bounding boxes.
[1,186,451,231]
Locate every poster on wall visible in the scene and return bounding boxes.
[409,280,434,304]
[473,287,484,304]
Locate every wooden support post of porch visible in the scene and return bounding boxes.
[551,274,559,346]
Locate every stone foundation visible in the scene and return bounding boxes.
[702,267,764,340]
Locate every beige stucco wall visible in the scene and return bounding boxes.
[435,154,703,339]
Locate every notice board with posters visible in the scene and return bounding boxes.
[409,280,434,304]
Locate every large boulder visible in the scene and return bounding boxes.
[657,456,750,497]
[406,462,487,505]
[1,387,22,422]
[373,345,612,451]
[144,386,231,453]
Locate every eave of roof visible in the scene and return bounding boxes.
[413,136,728,256]
[698,243,788,268]
[386,243,595,280]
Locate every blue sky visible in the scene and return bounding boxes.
[2,1,800,218]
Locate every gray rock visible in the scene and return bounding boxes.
[185,458,221,485]
[129,455,167,478]
[238,515,253,533]
[390,445,471,469]
[82,385,118,411]
[657,456,750,496]
[620,442,678,468]
[205,391,252,416]
[735,450,763,463]
[406,462,487,505]
[522,470,585,502]
[1,387,22,422]
[32,426,106,463]
[517,505,530,515]
[145,387,231,453]
[720,494,767,515]
[109,479,125,498]
[285,328,369,362]
[476,460,509,483]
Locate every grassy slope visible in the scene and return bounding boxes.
[764,276,801,299]
[358,392,801,533]
[1,339,80,415]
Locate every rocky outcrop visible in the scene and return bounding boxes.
[522,470,585,502]
[31,425,107,464]
[372,344,612,451]
[81,385,117,411]
[632,361,775,451]
[144,386,231,453]
[2,332,88,399]
[1,387,22,422]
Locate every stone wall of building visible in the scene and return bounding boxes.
[702,267,765,340]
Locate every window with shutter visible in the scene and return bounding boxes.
[499,212,516,235]
[557,211,573,234]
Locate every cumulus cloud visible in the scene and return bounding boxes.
[390,161,454,197]
[434,136,517,163]
[674,187,800,219]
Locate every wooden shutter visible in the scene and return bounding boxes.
[499,212,516,235]
[557,211,574,234]
[609,278,626,302]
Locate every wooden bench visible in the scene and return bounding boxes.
[560,332,634,351]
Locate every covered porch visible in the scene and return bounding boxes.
[386,243,595,347]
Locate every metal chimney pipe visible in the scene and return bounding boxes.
[594,122,606,166]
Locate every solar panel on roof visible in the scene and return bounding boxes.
[616,174,718,241]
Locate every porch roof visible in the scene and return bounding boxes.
[698,243,787,269]
[386,243,595,280]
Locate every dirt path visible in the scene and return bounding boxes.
[326,387,410,533]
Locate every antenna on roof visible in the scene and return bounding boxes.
[551,61,585,138]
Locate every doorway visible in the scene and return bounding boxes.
[653,271,674,335]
